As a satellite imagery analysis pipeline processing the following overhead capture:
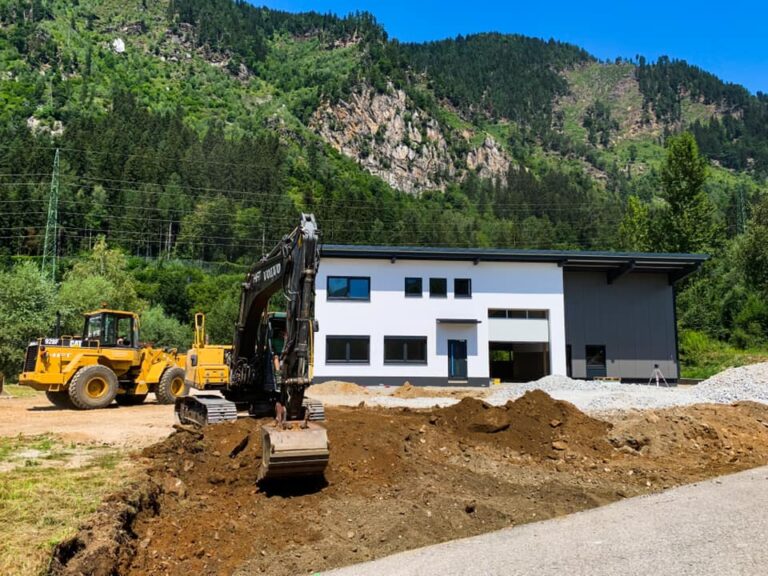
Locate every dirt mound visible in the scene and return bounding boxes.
[392,382,488,399]
[437,390,612,458]
[307,380,370,395]
[50,401,768,576]
[392,382,421,398]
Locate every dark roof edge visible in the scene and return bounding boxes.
[320,244,707,284]
[320,244,708,265]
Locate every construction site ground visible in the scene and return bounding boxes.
[1,379,758,576]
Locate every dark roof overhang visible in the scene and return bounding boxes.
[320,245,708,285]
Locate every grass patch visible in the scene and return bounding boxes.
[2,384,41,399]
[0,436,133,576]
[680,329,768,379]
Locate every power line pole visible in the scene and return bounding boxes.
[42,148,60,280]
[736,185,748,234]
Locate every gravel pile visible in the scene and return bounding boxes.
[485,376,685,412]
[314,364,768,414]
[482,364,768,412]
[689,363,768,404]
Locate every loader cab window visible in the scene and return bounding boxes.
[116,316,135,347]
[83,313,136,347]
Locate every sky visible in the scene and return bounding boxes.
[259,0,767,94]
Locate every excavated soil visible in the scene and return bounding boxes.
[50,392,768,576]
[391,382,488,400]
[306,381,371,395]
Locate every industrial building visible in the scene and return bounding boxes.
[313,245,706,386]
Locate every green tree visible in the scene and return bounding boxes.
[741,195,768,295]
[618,196,651,251]
[139,305,190,349]
[186,273,242,344]
[0,262,56,378]
[57,238,143,332]
[655,132,720,253]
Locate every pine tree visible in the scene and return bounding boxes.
[655,132,720,253]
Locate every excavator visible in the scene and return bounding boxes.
[175,214,329,481]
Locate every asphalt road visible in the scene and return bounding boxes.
[325,465,768,576]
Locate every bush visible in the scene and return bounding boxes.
[0,262,56,378]
[139,306,190,350]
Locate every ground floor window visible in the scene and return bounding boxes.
[384,336,427,364]
[326,336,370,363]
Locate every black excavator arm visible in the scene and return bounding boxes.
[229,212,319,421]
[176,214,328,481]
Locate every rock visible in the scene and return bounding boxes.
[310,84,511,194]
[552,441,568,451]
[549,419,562,428]
[162,477,187,498]
[111,38,126,54]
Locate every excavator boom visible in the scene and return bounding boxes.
[177,214,328,481]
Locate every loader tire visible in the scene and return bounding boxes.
[68,365,118,409]
[156,367,187,405]
[115,393,148,406]
[45,390,74,409]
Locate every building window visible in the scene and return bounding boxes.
[384,337,428,364]
[404,277,422,297]
[488,309,549,319]
[454,278,472,298]
[326,336,370,363]
[327,276,370,300]
[429,277,447,298]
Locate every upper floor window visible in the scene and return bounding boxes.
[404,277,422,297]
[454,278,472,298]
[488,309,549,319]
[327,276,370,301]
[429,277,447,298]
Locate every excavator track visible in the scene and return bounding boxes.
[302,398,326,421]
[175,395,238,426]
[259,422,329,481]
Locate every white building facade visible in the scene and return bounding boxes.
[312,246,706,387]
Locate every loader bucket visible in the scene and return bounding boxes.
[259,422,329,481]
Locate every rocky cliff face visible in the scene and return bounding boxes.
[311,86,510,194]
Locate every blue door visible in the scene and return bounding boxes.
[448,339,468,379]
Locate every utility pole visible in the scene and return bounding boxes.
[736,185,748,235]
[42,148,60,280]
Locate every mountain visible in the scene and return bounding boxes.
[0,0,765,262]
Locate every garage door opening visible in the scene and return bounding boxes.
[489,342,549,382]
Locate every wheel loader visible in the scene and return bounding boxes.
[176,213,329,481]
[19,309,188,409]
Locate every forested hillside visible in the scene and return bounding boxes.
[0,0,766,377]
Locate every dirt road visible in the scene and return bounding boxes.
[0,390,176,447]
[48,392,768,576]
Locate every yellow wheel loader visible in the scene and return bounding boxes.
[19,309,188,409]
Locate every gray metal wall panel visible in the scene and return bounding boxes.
[564,272,678,380]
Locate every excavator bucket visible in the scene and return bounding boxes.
[259,422,329,481]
